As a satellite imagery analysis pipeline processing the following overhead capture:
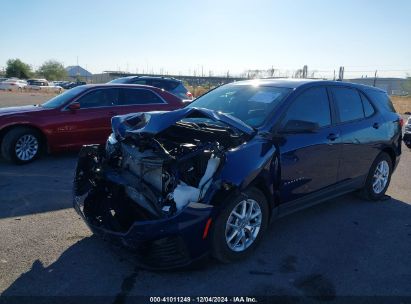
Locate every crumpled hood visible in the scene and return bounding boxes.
[0,105,44,116]
[111,107,255,139]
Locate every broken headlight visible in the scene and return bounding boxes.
[106,133,119,158]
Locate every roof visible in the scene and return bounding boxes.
[232,78,323,88]
[65,66,93,77]
[73,83,163,90]
[231,78,386,92]
[113,75,181,82]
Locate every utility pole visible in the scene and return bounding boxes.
[338,66,344,81]
[373,70,378,87]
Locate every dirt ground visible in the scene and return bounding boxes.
[0,91,57,108]
[391,96,411,114]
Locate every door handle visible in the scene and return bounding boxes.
[108,111,118,116]
[327,133,339,141]
[373,122,380,129]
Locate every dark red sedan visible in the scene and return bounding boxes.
[0,84,185,164]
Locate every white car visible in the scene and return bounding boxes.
[26,79,63,93]
[0,79,27,91]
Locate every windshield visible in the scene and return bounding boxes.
[41,86,87,108]
[187,84,291,127]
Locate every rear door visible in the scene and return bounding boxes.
[278,86,341,203]
[330,86,382,182]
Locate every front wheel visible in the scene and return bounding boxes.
[210,188,269,263]
[360,152,393,200]
[1,127,42,164]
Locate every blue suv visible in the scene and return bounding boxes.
[109,76,193,102]
[73,79,402,267]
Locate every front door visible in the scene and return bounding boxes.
[55,88,119,148]
[277,86,341,203]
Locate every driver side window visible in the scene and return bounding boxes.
[281,87,331,129]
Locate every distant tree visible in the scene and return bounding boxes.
[5,58,33,79]
[37,60,67,81]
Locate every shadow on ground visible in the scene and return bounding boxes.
[0,152,78,219]
[2,195,411,300]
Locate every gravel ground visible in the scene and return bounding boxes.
[0,91,56,108]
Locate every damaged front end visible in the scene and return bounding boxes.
[73,107,253,267]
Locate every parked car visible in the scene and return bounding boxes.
[0,84,185,164]
[403,116,411,148]
[51,81,67,87]
[109,76,193,102]
[73,79,402,268]
[61,81,87,89]
[26,79,63,93]
[0,79,27,91]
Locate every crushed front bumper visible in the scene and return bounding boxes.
[73,145,214,269]
[74,194,213,269]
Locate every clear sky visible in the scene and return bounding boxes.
[0,0,410,78]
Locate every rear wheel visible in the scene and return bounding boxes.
[1,127,42,164]
[359,152,392,200]
[211,188,269,263]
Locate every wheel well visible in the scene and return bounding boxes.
[250,178,277,219]
[0,125,48,151]
[381,147,396,166]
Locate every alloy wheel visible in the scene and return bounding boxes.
[225,199,262,252]
[15,134,39,161]
[372,160,389,194]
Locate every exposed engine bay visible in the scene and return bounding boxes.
[74,108,252,232]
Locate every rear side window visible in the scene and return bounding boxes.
[109,77,131,84]
[164,81,180,90]
[332,87,364,122]
[173,83,187,92]
[118,89,164,105]
[282,87,331,128]
[365,89,396,113]
[131,79,148,85]
[360,93,375,117]
[147,80,180,91]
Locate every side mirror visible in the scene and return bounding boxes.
[68,102,80,111]
[280,119,319,134]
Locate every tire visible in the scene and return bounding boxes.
[210,187,269,263]
[359,152,393,201]
[1,127,42,164]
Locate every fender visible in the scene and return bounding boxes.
[214,136,280,208]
